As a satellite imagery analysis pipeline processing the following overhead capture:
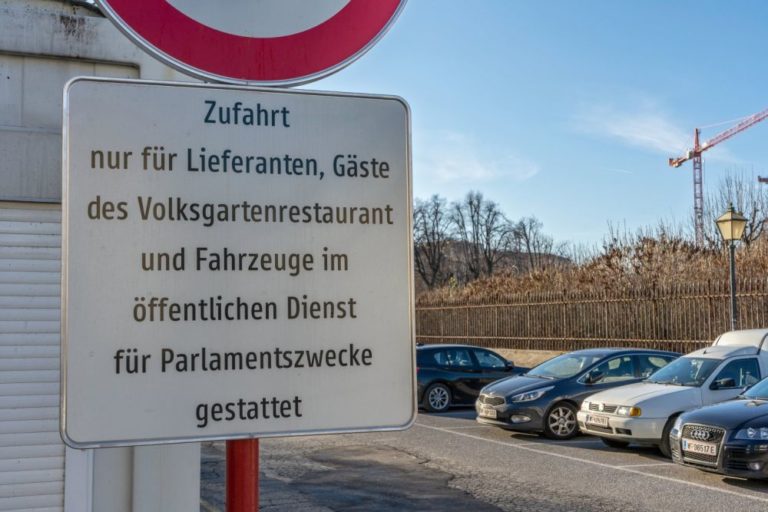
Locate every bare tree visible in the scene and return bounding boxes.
[513,216,559,273]
[450,191,511,281]
[702,170,768,247]
[413,195,451,289]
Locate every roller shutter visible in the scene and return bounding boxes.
[0,203,63,511]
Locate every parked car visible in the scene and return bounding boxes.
[417,344,523,412]
[476,348,678,439]
[578,328,768,457]
[670,375,768,480]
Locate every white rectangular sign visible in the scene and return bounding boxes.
[61,78,414,447]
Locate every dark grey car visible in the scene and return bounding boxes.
[476,348,679,439]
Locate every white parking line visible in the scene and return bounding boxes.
[551,437,603,444]
[617,462,673,468]
[415,423,768,505]
[440,425,494,430]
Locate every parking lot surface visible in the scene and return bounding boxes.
[202,409,768,511]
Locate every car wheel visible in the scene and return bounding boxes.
[424,383,451,413]
[543,402,578,439]
[601,438,630,449]
[659,415,677,458]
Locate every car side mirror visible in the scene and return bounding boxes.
[710,377,736,390]
[586,370,604,384]
[505,361,515,371]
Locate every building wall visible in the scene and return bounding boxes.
[0,1,200,511]
[0,0,193,203]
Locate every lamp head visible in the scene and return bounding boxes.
[716,203,747,242]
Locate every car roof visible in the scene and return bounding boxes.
[416,345,677,356]
[687,344,762,359]
[417,344,487,351]
[559,347,679,358]
[712,328,768,349]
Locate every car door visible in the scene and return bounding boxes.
[435,347,481,404]
[572,355,638,403]
[471,348,512,388]
[704,357,762,406]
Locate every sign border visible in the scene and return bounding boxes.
[95,0,407,86]
[61,77,416,448]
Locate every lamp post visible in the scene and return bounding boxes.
[715,204,747,331]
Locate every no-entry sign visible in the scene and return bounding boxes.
[61,78,414,447]
[97,0,406,85]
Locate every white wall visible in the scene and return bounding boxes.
[0,0,196,203]
[0,1,200,511]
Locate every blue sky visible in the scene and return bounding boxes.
[308,0,768,245]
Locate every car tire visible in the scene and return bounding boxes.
[424,383,451,413]
[659,415,677,458]
[601,438,630,449]
[542,402,578,440]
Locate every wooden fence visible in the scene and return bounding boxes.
[415,278,768,354]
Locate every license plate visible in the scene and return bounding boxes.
[586,415,609,428]
[682,439,718,456]
[479,407,497,419]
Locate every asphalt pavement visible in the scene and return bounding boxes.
[201,409,768,511]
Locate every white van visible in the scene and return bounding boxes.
[577,329,768,457]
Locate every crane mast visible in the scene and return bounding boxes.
[669,107,768,244]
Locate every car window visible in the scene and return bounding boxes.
[743,377,768,400]
[635,354,675,378]
[434,348,474,368]
[474,349,507,370]
[647,357,721,387]
[529,353,604,379]
[713,358,761,388]
[588,356,635,383]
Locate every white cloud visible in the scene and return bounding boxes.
[573,101,738,164]
[575,102,689,154]
[414,130,540,185]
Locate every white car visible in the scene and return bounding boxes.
[577,329,768,457]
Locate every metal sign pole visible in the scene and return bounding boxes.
[227,439,260,511]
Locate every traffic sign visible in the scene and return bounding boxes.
[97,0,406,85]
[61,78,414,447]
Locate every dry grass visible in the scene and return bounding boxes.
[418,230,768,305]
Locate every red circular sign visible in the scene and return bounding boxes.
[98,0,405,85]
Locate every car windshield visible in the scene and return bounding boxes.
[743,378,768,400]
[527,353,604,379]
[645,357,720,387]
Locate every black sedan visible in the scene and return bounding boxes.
[671,376,768,480]
[417,344,523,412]
[476,348,679,439]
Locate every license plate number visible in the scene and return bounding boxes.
[479,407,497,419]
[586,415,609,428]
[682,439,718,456]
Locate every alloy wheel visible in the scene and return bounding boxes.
[428,386,449,411]
[548,406,577,437]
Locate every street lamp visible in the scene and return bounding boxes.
[715,204,747,331]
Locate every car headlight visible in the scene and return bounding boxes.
[735,427,768,440]
[615,406,642,417]
[581,400,591,411]
[510,386,554,403]
[670,416,683,438]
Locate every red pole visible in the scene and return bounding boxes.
[226,439,259,512]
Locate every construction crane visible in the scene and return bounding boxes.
[669,107,768,244]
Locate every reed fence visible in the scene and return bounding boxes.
[415,278,768,354]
